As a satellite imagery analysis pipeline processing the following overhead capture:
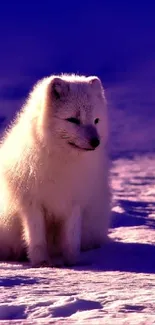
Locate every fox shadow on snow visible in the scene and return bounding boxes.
[77,240,155,274]
[75,199,155,274]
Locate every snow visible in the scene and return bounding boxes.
[0,155,154,324]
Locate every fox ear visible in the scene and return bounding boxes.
[51,77,69,100]
[89,76,102,89]
[89,76,105,101]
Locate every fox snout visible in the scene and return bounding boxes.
[66,123,101,151]
[89,137,100,149]
[84,125,100,149]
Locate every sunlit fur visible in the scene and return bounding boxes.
[0,74,111,267]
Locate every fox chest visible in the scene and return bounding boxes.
[39,170,88,218]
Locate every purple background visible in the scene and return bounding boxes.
[0,1,155,157]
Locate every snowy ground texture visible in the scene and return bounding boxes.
[0,155,154,324]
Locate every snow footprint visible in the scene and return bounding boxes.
[50,297,102,318]
[0,305,26,320]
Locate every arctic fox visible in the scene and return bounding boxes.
[0,74,111,267]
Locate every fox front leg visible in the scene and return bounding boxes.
[61,206,81,266]
[22,203,50,267]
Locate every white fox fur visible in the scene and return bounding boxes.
[0,74,111,267]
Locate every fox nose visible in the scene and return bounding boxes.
[90,137,100,149]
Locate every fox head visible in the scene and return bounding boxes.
[33,74,108,154]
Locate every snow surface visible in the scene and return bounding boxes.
[0,155,154,324]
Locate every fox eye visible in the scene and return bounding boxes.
[66,117,80,125]
[94,118,99,124]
